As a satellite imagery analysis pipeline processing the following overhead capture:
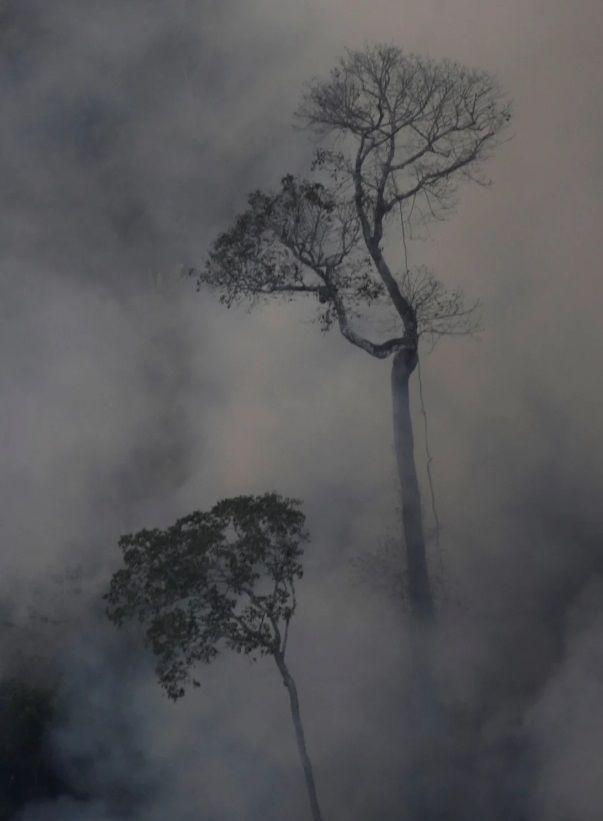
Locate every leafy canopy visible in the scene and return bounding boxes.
[105,493,307,700]
[199,44,510,357]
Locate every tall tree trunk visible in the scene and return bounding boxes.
[391,347,434,621]
[273,651,324,821]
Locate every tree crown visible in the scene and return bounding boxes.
[198,44,510,358]
[297,43,510,220]
[105,493,307,700]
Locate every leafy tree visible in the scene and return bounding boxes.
[197,44,510,621]
[105,493,324,821]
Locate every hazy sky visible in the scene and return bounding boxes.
[1,1,602,819]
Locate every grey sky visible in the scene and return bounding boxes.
[2,1,603,819]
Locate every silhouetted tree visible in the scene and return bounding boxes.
[105,493,324,821]
[198,44,510,621]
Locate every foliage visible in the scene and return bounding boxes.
[105,493,308,700]
[199,43,510,359]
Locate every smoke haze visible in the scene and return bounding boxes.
[1,0,602,818]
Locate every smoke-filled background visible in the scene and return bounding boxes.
[1,0,602,818]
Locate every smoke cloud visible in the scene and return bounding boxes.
[1,0,602,818]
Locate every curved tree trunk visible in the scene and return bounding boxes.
[274,651,324,821]
[391,348,434,621]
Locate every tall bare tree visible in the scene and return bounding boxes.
[198,44,510,621]
[105,493,324,821]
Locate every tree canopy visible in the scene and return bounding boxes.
[105,493,307,700]
[200,44,510,357]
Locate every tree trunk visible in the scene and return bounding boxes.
[391,348,434,621]
[273,651,324,821]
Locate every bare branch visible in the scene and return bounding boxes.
[331,292,407,358]
[298,43,510,234]
[199,44,509,359]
